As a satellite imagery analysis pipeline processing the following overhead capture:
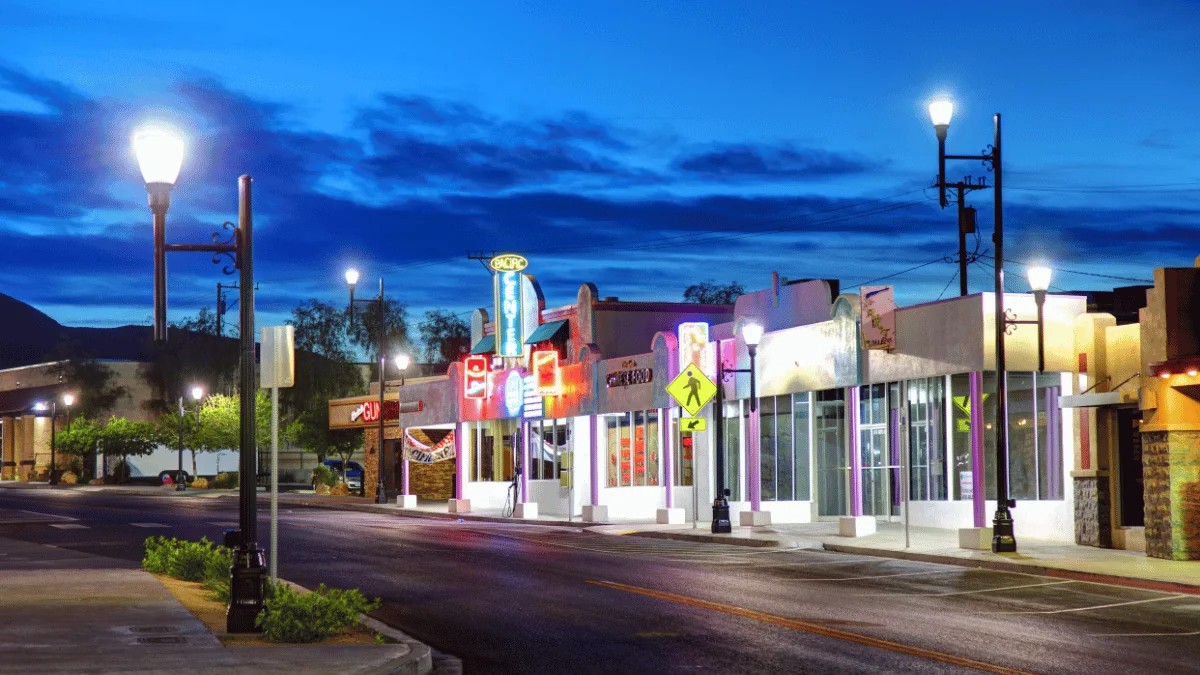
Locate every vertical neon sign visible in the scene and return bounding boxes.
[677,322,713,378]
[494,271,524,358]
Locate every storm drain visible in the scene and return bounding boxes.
[130,626,179,634]
[136,636,188,645]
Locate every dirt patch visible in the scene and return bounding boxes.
[152,574,383,646]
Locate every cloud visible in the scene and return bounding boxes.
[673,143,878,181]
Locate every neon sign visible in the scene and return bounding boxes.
[523,373,543,419]
[489,253,529,273]
[503,370,524,417]
[494,271,524,357]
[678,322,713,378]
[464,355,489,399]
[532,350,560,395]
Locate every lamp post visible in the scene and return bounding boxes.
[711,322,763,534]
[177,386,205,491]
[929,98,1016,553]
[346,269,388,500]
[388,353,410,505]
[134,124,264,633]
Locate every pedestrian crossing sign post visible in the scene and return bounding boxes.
[679,417,707,433]
[666,363,717,417]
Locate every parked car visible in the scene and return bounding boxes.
[317,460,363,490]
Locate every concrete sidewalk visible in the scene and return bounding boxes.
[0,536,435,674]
[593,520,1200,594]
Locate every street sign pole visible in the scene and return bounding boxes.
[260,326,294,587]
[270,385,279,582]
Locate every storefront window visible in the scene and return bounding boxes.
[793,394,811,501]
[530,419,568,480]
[758,394,807,501]
[815,389,847,516]
[475,419,517,482]
[722,400,742,501]
[859,384,893,517]
[908,377,947,501]
[606,411,661,488]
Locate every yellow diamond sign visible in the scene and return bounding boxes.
[666,363,717,417]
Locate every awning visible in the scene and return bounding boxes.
[1059,391,1134,408]
[0,385,60,417]
[524,319,569,345]
[469,335,495,355]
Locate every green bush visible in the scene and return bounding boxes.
[210,471,239,489]
[142,536,232,586]
[256,582,380,643]
[310,464,337,488]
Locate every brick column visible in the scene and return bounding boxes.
[364,427,379,501]
[1,417,15,480]
[1143,430,1200,560]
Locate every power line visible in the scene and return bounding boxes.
[843,256,948,290]
[937,270,959,300]
[978,254,1153,284]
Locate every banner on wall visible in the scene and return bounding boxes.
[860,285,896,351]
[403,428,456,464]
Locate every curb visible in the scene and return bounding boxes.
[615,529,782,548]
[281,579,454,675]
[259,495,602,529]
[822,542,1200,596]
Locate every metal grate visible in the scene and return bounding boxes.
[136,636,187,644]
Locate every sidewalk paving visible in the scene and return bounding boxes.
[0,535,436,674]
[593,520,1200,594]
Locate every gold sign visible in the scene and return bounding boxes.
[489,254,529,273]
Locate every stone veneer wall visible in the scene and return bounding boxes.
[410,460,456,501]
[1073,476,1111,547]
[1143,430,1200,560]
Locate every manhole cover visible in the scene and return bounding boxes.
[136,636,187,645]
[130,626,178,634]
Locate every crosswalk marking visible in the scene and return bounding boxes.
[50,523,89,530]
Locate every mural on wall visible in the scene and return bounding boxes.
[861,285,896,351]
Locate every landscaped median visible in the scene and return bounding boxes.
[143,536,433,671]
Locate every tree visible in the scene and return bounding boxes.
[418,310,470,365]
[683,280,746,304]
[139,308,239,414]
[53,418,103,479]
[44,341,128,420]
[97,417,165,481]
[347,297,410,379]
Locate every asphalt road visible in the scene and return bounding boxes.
[2,488,1198,675]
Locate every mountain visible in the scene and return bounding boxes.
[0,293,154,369]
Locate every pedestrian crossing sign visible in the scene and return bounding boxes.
[666,363,717,417]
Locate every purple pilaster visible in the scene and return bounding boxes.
[661,408,673,508]
[748,404,761,511]
[1045,386,1061,499]
[520,421,530,501]
[970,371,986,527]
[848,386,862,517]
[589,415,599,505]
[890,412,901,508]
[454,423,465,500]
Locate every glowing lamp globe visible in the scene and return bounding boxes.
[133,126,185,186]
[394,353,411,371]
[928,98,953,130]
[1026,265,1052,293]
[742,322,764,347]
[344,268,360,287]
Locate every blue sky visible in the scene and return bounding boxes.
[2,0,1198,337]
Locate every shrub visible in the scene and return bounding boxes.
[190,477,209,489]
[329,482,351,497]
[256,582,380,643]
[142,536,232,585]
[60,471,78,485]
[310,464,337,488]
[315,483,331,496]
[210,472,239,489]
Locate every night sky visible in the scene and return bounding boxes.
[3,1,1198,337]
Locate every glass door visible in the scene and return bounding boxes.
[814,389,848,516]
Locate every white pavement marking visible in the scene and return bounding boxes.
[49,524,89,529]
[978,594,1189,615]
[209,522,240,527]
[129,523,170,528]
[786,570,959,582]
[856,580,1078,597]
[1092,629,1200,637]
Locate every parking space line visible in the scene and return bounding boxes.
[49,523,89,529]
[129,523,170,528]
[857,580,1077,597]
[979,594,1188,615]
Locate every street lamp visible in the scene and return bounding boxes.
[387,353,411,505]
[345,269,388,501]
[711,322,763,534]
[134,124,264,633]
[928,97,1016,553]
[177,386,205,492]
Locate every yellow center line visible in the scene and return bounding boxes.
[586,579,1040,675]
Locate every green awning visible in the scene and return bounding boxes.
[524,319,569,344]
[469,335,495,354]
